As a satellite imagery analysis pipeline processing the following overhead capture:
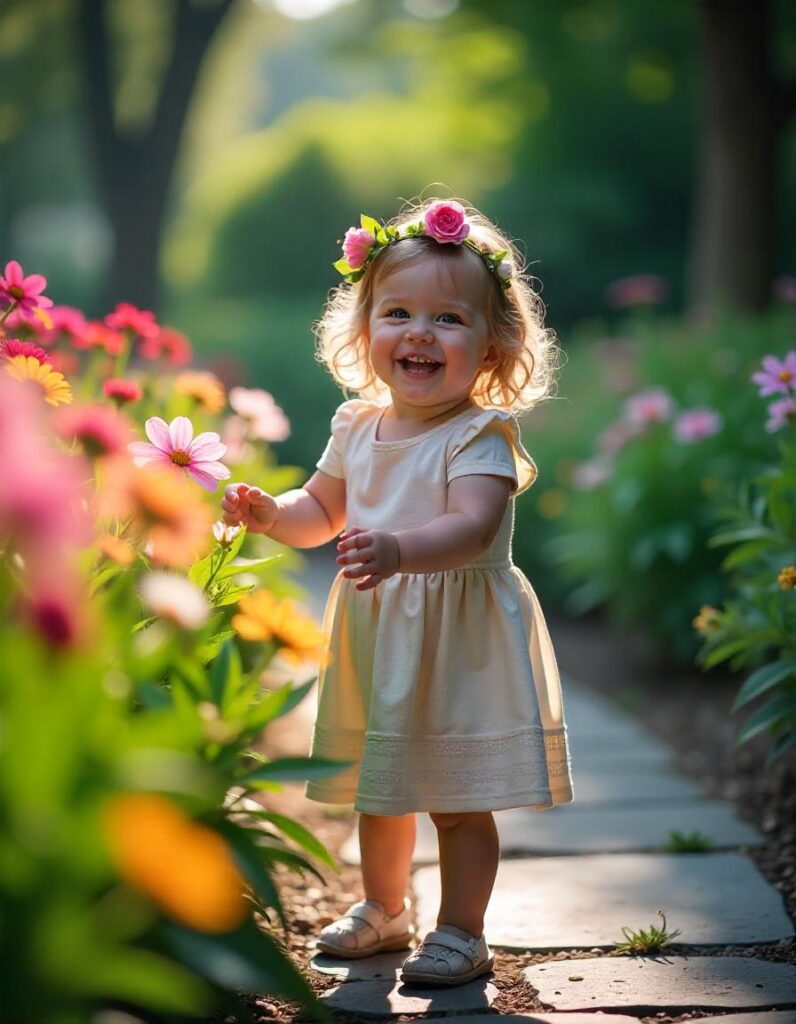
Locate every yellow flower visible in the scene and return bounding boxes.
[538,488,567,519]
[232,589,331,667]
[692,605,721,636]
[175,370,226,414]
[778,565,796,590]
[4,354,72,405]
[103,793,248,934]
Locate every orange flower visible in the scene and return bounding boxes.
[103,793,248,933]
[175,370,226,414]
[99,533,136,565]
[4,354,72,405]
[100,458,213,567]
[232,589,331,667]
[778,565,796,591]
[692,605,721,636]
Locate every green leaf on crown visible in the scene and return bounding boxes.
[360,215,381,236]
[333,258,352,274]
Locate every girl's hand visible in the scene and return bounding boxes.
[336,527,401,591]
[222,483,279,534]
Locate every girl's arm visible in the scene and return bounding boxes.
[269,470,346,548]
[393,474,512,573]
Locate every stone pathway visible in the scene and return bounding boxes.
[291,548,796,1020]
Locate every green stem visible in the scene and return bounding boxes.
[0,300,18,324]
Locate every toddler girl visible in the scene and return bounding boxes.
[221,196,574,987]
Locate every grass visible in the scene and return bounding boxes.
[610,909,683,955]
[662,829,716,852]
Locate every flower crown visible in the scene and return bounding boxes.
[333,200,513,293]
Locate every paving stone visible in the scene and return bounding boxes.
[694,1014,796,1024]
[522,956,796,1013]
[564,770,705,805]
[320,977,498,1016]
[341,798,764,865]
[413,853,794,950]
[420,1016,643,1024]
[308,948,409,980]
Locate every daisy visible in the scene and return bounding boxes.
[128,415,230,491]
[751,352,796,397]
[0,260,53,316]
[4,354,72,405]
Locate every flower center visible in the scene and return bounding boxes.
[170,449,191,466]
[778,370,793,383]
[8,285,24,300]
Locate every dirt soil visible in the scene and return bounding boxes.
[228,611,795,1024]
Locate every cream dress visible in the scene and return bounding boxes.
[304,398,574,815]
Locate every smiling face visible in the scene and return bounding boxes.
[365,247,501,420]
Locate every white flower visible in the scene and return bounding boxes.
[497,260,513,281]
[139,571,210,629]
[213,520,241,546]
[228,387,291,442]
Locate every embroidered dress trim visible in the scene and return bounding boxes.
[305,723,571,813]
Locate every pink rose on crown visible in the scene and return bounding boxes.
[342,227,376,270]
[423,201,470,244]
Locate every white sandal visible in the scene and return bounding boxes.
[400,926,494,986]
[315,898,415,959]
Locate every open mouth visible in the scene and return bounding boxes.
[397,359,443,378]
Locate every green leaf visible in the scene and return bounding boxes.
[702,630,781,669]
[360,214,380,235]
[708,525,780,548]
[210,638,242,709]
[333,258,352,274]
[216,554,281,581]
[252,840,327,884]
[250,810,338,872]
[81,946,211,1014]
[737,692,796,744]
[196,629,236,665]
[241,755,354,784]
[219,822,289,932]
[732,658,796,711]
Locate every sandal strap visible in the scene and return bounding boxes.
[346,900,390,930]
[422,929,480,963]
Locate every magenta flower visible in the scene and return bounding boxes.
[751,352,796,397]
[104,302,159,339]
[622,387,674,426]
[0,260,53,315]
[765,396,796,433]
[673,408,722,444]
[605,274,669,309]
[342,227,376,271]
[0,338,52,365]
[423,201,470,245]
[128,415,231,491]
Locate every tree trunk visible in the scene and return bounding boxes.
[687,0,780,324]
[76,0,235,314]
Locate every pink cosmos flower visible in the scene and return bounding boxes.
[751,352,796,397]
[138,326,193,365]
[765,396,796,433]
[104,302,159,339]
[342,228,376,270]
[597,418,642,455]
[0,260,53,315]
[44,305,88,345]
[53,404,133,459]
[74,320,126,356]
[572,457,613,490]
[423,201,470,244]
[0,338,52,365]
[605,274,669,309]
[220,415,255,465]
[622,387,674,426]
[128,415,231,491]
[104,377,143,405]
[228,386,291,441]
[672,408,723,444]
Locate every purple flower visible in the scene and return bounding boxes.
[751,352,796,397]
[765,396,796,433]
[605,274,669,309]
[672,408,722,444]
[622,387,674,426]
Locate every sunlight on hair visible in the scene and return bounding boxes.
[266,0,356,18]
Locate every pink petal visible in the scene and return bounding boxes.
[24,274,47,296]
[169,416,193,451]
[144,416,172,450]
[187,465,225,490]
[4,261,22,286]
[128,441,164,459]
[130,448,172,468]
[761,355,783,374]
[784,351,796,374]
[189,434,226,461]
[190,459,231,480]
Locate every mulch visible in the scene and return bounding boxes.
[226,610,795,1023]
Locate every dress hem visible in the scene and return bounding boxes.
[304,781,571,815]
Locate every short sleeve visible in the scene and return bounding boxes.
[315,399,366,479]
[447,409,538,497]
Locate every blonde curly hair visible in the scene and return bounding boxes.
[313,196,561,415]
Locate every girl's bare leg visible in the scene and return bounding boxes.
[430,811,500,937]
[359,812,417,916]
